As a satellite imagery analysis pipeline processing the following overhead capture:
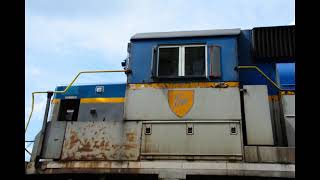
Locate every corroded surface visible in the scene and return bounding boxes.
[25,161,295,178]
[61,121,141,160]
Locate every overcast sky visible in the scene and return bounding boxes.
[25,0,295,160]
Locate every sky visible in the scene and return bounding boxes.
[25,0,295,160]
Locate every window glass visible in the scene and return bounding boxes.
[185,46,205,76]
[158,47,179,76]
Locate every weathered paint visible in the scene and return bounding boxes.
[41,121,67,159]
[128,82,239,90]
[244,146,295,164]
[51,99,60,104]
[26,161,295,178]
[61,121,141,161]
[124,87,241,120]
[281,95,295,147]
[141,121,242,159]
[268,96,286,146]
[243,85,274,145]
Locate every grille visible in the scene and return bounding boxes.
[252,26,295,61]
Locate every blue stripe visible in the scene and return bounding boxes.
[54,83,126,99]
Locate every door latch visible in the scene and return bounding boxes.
[145,124,152,135]
[230,124,238,135]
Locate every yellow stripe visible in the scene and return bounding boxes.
[280,91,295,95]
[128,82,239,89]
[51,99,60,104]
[80,98,125,103]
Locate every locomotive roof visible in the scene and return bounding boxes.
[131,28,241,40]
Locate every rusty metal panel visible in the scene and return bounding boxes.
[26,160,295,178]
[61,121,141,161]
[141,121,242,160]
[124,87,241,120]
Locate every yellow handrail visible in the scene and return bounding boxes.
[237,66,293,92]
[25,69,128,133]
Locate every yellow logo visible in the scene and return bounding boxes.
[168,90,194,118]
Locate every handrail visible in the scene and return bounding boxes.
[237,66,294,92]
[25,148,31,155]
[25,69,129,133]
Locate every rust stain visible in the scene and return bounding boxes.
[99,127,106,131]
[80,154,93,160]
[123,153,129,159]
[99,140,106,147]
[98,140,110,151]
[68,130,79,149]
[112,144,121,148]
[63,152,76,160]
[101,153,108,160]
[93,140,100,148]
[112,144,122,155]
[122,144,137,150]
[62,123,139,161]
[62,161,111,168]
[103,142,110,151]
[110,153,117,159]
[78,141,92,152]
[126,132,136,142]
[79,154,107,160]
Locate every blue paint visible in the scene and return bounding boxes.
[237,30,252,65]
[276,63,295,90]
[238,63,279,95]
[129,36,239,83]
[51,28,295,98]
[238,30,281,95]
[53,83,126,99]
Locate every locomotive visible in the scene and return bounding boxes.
[26,25,295,179]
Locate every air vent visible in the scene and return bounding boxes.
[252,26,295,61]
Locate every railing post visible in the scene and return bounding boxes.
[34,91,53,168]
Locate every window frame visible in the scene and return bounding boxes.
[208,45,222,78]
[156,44,207,78]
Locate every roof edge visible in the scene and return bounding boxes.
[130,28,241,40]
